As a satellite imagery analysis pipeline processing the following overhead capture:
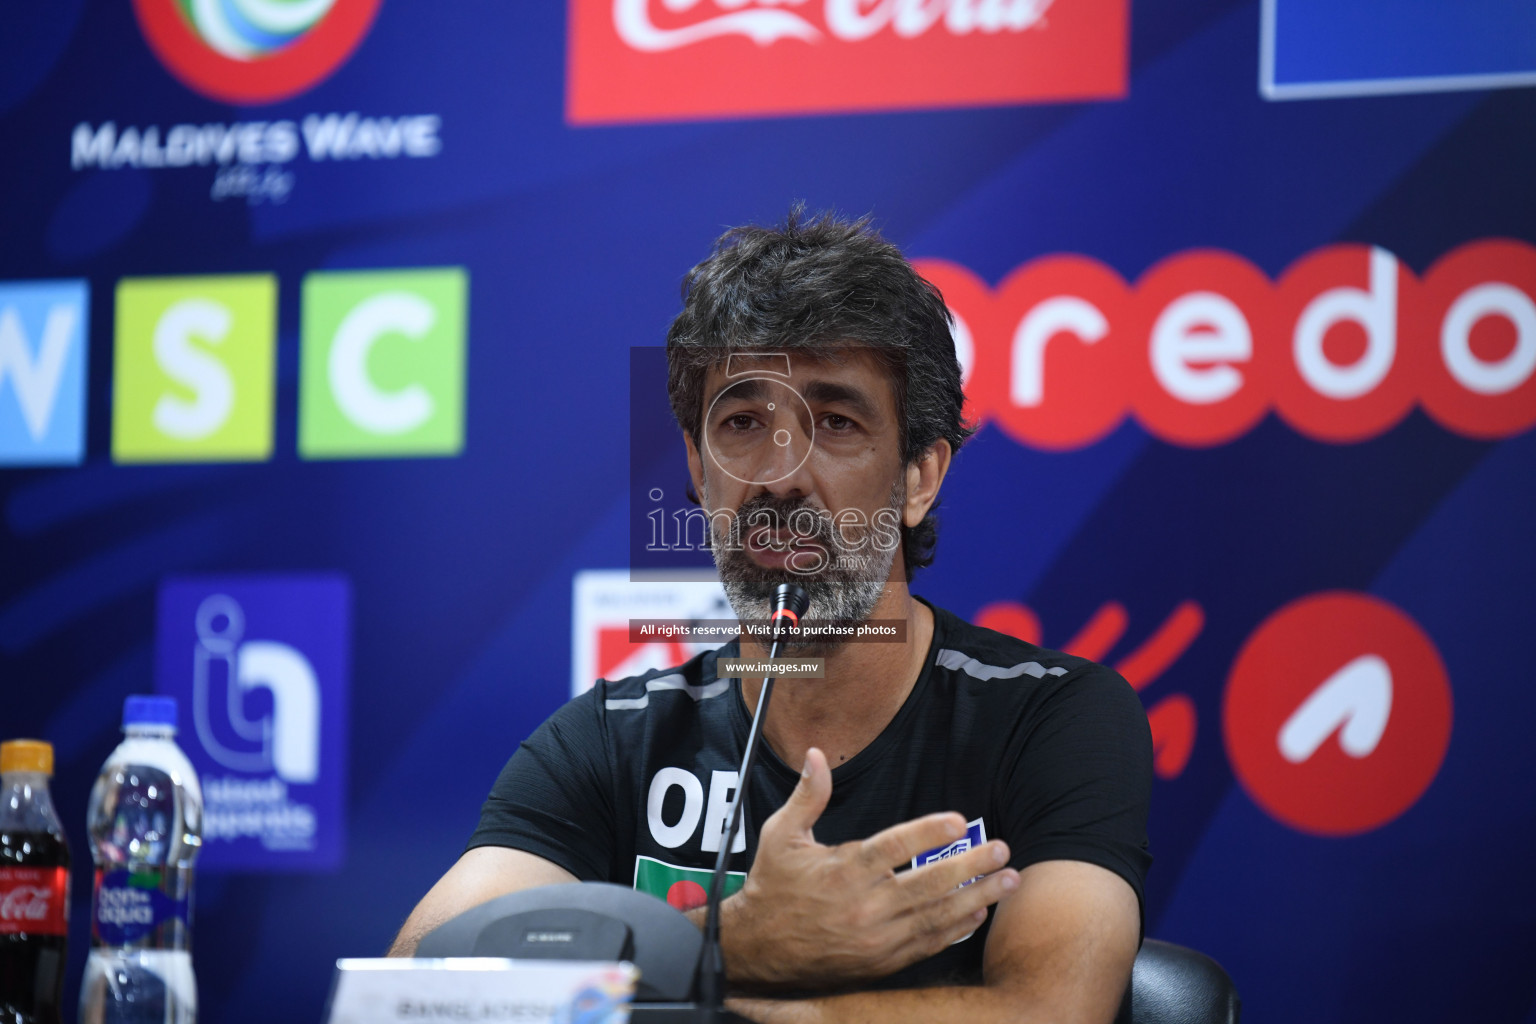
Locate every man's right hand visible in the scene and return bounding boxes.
[717,746,1020,990]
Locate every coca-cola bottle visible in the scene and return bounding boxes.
[0,739,71,1024]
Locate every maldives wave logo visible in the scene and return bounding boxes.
[180,0,338,59]
[133,0,382,104]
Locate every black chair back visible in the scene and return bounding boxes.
[1114,939,1241,1024]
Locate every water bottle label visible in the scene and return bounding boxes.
[92,869,189,946]
[0,866,69,936]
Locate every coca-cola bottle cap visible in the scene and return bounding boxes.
[123,694,178,729]
[0,739,54,775]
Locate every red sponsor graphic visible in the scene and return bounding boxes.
[133,0,381,104]
[568,0,1128,124]
[600,626,690,682]
[571,572,730,696]
[917,238,1536,449]
[1223,592,1453,837]
[0,867,70,936]
[975,599,1203,779]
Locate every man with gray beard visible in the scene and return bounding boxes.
[392,211,1152,1024]
[707,483,906,651]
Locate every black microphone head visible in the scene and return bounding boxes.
[772,583,810,619]
[768,583,810,644]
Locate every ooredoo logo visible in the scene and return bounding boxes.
[133,0,382,104]
[919,238,1536,448]
[1222,592,1453,837]
[568,0,1128,123]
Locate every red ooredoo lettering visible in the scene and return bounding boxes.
[915,237,1536,448]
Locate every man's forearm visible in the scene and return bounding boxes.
[729,984,1042,1024]
[683,895,783,988]
[685,885,998,993]
[683,892,867,991]
[684,898,762,986]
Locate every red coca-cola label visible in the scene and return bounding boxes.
[0,866,70,936]
[568,0,1129,124]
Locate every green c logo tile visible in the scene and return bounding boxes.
[299,268,467,459]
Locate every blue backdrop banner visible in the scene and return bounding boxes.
[2,2,1534,1022]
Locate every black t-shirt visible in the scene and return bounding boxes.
[469,600,1152,989]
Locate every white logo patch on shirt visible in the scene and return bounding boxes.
[913,817,990,945]
[913,817,988,884]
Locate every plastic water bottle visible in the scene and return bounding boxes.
[80,696,204,1024]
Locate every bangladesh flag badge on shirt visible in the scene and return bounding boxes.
[633,855,746,912]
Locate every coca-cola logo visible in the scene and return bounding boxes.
[0,868,67,936]
[613,0,1056,52]
[569,0,1125,123]
[0,885,52,922]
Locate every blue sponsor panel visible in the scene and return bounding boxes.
[154,575,351,872]
[0,0,1532,1022]
[0,280,89,466]
[1264,0,1536,98]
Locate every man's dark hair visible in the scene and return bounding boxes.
[666,207,974,580]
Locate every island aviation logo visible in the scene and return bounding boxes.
[133,0,382,104]
[568,0,1128,123]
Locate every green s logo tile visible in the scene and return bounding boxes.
[112,275,277,463]
[299,268,467,459]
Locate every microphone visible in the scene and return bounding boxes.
[696,583,811,1022]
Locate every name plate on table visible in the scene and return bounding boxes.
[324,958,639,1024]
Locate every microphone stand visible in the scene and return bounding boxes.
[696,587,806,1023]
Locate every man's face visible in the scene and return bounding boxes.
[685,347,908,635]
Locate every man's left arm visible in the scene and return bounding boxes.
[730,856,1139,1024]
